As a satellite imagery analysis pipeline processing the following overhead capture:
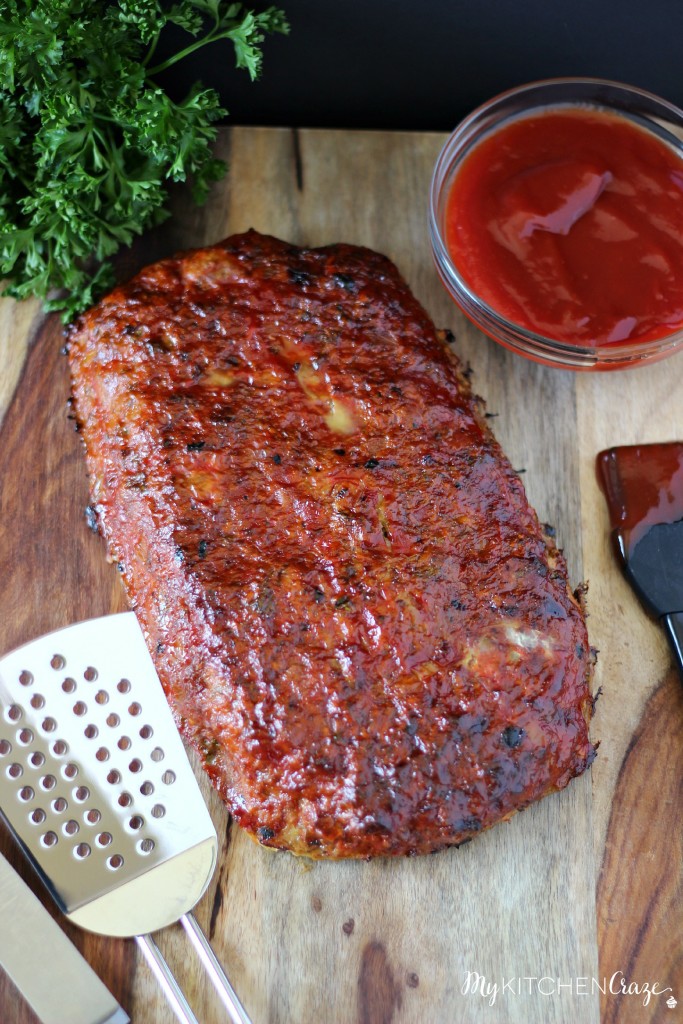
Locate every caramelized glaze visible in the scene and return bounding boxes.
[68,231,595,857]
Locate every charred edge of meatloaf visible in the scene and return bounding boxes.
[435,327,596,741]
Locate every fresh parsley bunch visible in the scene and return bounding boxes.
[0,1,288,321]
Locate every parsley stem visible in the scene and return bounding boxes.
[147,30,225,77]
[143,31,161,69]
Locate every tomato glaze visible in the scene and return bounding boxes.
[597,442,683,555]
[68,231,596,858]
[445,108,683,347]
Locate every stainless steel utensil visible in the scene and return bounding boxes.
[0,850,128,1024]
[0,612,251,1024]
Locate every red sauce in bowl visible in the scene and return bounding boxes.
[445,108,683,348]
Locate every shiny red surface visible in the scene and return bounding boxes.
[597,442,683,554]
[68,231,595,858]
[445,108,683,348]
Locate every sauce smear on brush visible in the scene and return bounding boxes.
[597,443,683,554]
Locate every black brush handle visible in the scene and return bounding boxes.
[663,611,683,683]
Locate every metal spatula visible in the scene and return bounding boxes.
[0,612,251,1024]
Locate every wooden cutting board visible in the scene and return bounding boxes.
[0,128,681,1024]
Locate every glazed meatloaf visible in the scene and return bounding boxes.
[68,230,595,858]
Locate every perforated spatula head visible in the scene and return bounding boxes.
[0,612,217,937]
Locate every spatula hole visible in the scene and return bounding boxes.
[140,781,154,796]
[30,808,46,825]
[40,774,56,791]
[117,736,131,751]
[51,797,67,813]
[95,690,109,705]
[86,808,101,825]
[83,667,98,682]
[50,655,65,671]
[128,815,144,831]
[139,725,153,740]
[161,770,176,786]
[19,786,34,802]
[62,762,78,779]
[7,763,22,779]
[107,769,121,785]
[74,786,90,802]
[41,831,58,848]
[96,832,112,847]
[118,792,132,808]
[52,740,68,757]
[96,747,109,762]
[106,714,120,728]
[41,717,57,733]
[128,758,142,773]
[0,739,11,756]
[62,679,77,694]
[30,694,45,710]
[84,724,98,739]
[107,854,124,870]
[7,705,22,722]
[117,680,131,694]
[19,670,33,687]
[63,819,79,836]
[151,804,165,819]
[73,702,87,717]
[138,838,155,855]
[74,842,91,859]
[128,702,142,717]
[150,747,164,762]
[17,728,33,745]
[29,751,45,768]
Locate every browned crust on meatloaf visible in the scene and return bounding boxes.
[67,230,595,858]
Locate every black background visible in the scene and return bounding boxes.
[153,1,683,130]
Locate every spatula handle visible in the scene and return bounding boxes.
[181,912,253,1024]
[663,611,683,683]
[136,933,200,1024]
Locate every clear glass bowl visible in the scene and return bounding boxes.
[429,78,683,371]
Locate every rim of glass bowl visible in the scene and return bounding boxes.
[429,77,683,370]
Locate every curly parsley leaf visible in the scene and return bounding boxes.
[0,1,288,323]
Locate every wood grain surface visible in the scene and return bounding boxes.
[0,127,680,1024]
